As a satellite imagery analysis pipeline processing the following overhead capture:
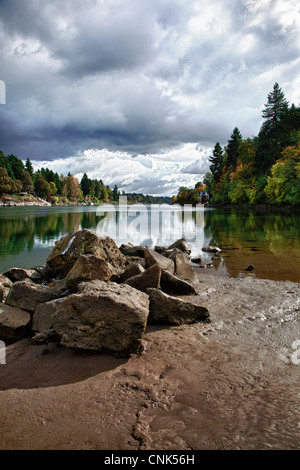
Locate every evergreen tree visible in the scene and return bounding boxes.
[7,154,24,180]
[255,83,290,175]
[261,82,289,132]
[25,158,34,178]
[0,151,13,178]
[113,184,119,201]
[209,142,224,182]
[80,172,91,196]
[226,127,242,170]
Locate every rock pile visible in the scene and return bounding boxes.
[0,230,210,356]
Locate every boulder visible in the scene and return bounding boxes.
[117,263,145,283]
[3,267,36,283]
[5,279,61,313]
[0,275,13,303]
[28,267,45,283]
[0,303,32,344]
[154,246,166,254]
[125,256,146,267]
[191,257,202,264]
[202,245,221,253]
[46,229,126,278]
[167,238,191,254]
[147,288,210,325]
[119,244,147,258]
[124,264,161,292]
[52,277,69,296]
[245,264,255,271]
[32,298,65,333]
[164,247,183,258]
[144,248,175,274]
[51,280,149,356]
[65,254,117,293]
[168,251,198,281]
[160,270,197,296]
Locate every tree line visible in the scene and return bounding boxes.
[173,83,300,206]
[0,153,171,204]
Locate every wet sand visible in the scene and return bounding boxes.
[0,273,299,450]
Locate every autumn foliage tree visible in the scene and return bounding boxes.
[264,145,300,205]
[202,83,300,206]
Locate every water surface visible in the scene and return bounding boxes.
[0,204,299,283]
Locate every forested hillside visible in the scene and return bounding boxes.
[173,83,300,206]
[0,154,171,204]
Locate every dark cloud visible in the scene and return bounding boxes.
[0,0,299,194]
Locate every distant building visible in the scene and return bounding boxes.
[198,191,209,204]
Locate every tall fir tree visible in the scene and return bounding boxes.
[255,83,290,175]
[226,127,242,170]
[209,142,224,183]
[80,172,92,196]
[25,157,34,178]
[261,82,289,132]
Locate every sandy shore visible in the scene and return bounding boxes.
[0,272,299,450]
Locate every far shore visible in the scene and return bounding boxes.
[1,194,300,211]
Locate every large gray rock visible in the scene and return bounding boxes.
[46,229,126,278]
[3,267,35,283]
[144,248,175,274]
[65,254,117,293]
[2,266,45,284]
[124,264,161,292]
[117,263,145,283]
[0,275,13,303]
[169,252,198,281]
[167,238,191,254]
[0,303,32,344]
[51,280,149,356]
[119,244,147,258]
[5,279,61,312]
[160,270,196,296]
[32,298,65,333]
[147,288,209,325]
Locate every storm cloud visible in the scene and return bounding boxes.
[0,0,300,195]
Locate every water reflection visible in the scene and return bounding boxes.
[0,205,299,282]
[96,202,206,252]
[203,208,300,282]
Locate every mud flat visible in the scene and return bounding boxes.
[0,270,299,451]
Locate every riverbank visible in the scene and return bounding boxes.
[0,194,91,207]
[206,203,300,212]
[0,270,299,450]
[0,194,51,206]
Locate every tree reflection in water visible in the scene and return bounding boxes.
[0,206,299,282]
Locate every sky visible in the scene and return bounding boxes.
[1,0,300,196]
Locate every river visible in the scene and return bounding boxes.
[0,203,299,283]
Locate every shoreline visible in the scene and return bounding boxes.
[1,194,300,211]
[0,272,299,450]
[205,203,300,212]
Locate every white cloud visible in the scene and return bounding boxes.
[34,144,211,196]
[1,0,300,195]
